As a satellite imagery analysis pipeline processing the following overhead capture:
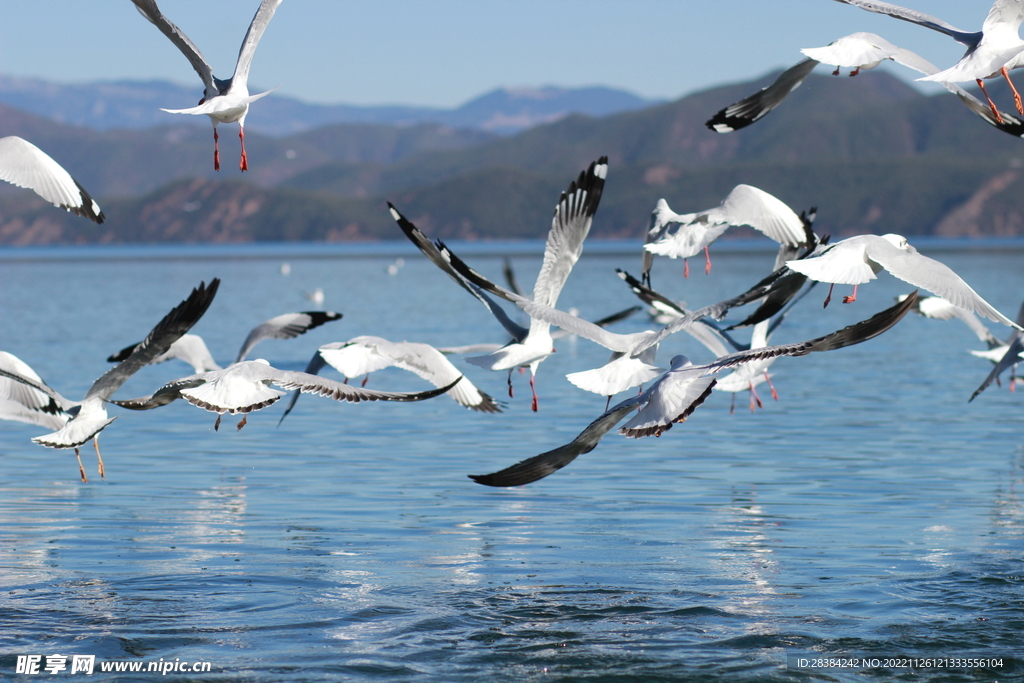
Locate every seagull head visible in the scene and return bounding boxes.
[881,234,909,249]
[668,355,693,370]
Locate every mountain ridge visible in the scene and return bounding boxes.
[3,68,1024,246]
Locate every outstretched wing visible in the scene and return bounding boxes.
[131,0,217,94]
[0,136,104,223]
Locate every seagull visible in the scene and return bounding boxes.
[0,279,219,481]
[303,288,325,306]
[106,311,343,373]
[706,32,1024,136]
[114,359,460,431]
[832,0,1024,123]
[132,0,282,171]
[0,136,105,223]
[277,336,502,422]
[785,233,1023,330]
[642,185,810,283]
[390,156,608,411]
[469,292,919,486]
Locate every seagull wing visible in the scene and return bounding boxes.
[265,365,461,404]
[86,279,220,402]
[230,0,282,87]
[830,0,982,46]
[702,184,807,247]
[389,203,529,342]
[864,239,1021,328]
[531,157,608,308]
[131,0,217,94]
[468,402,639,487]
[706,58,818,133]
[0,136,104,223]
[0,351,70,429]
[369,338,502,413]
[235,311,343,363]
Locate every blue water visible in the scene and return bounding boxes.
[1,243,1022,682]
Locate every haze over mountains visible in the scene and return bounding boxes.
[1,70,1023,246]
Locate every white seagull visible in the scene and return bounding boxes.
[390,157,608,411]
[469,293,919,486]
[706,32,1024,137]
[106,311,343,373]
[833,0,1024,123]
[0,136,105,223]
[0,279,219,481]
[277,336,502,422]
[785,233,1022,330]
[115,359,460,431]
[132,0,282,171]
[642,185,809,282]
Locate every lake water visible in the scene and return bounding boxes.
[0,241,1022,682]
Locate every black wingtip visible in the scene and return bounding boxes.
[72,179,105,224]
[298,311,343,328]
[705,109,751,133]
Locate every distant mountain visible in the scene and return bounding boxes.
[0,75,658,136]
[5,68,1024,246]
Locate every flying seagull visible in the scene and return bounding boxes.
[469,292,919,487]
[706,32,1024,136]
[390,157,608,411]
[642,185,810,283]
[785,233,1023,330]
[114,359,460,431]
[132,0,282,171]
[0,136,104,223]
[277,336,503,422]
[832,0,1024,124]
[0,279,219,481]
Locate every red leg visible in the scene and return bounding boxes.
[94,437,105,480]
[842,284,858,304]
[832,66,840,76]
[683,259,690,279]
[529,374,538,412]
[213,127,221,171]
[823,283,834,308]
[239,126,249,171]
[361,374,369,387]
[704,246,712,275]
[749,382,763,411]
[214,414,222,431]
[1002,66,1024,116]
[76,448,87,483]
[236,414,247,430]
[849,67,860,77]
[765,371,779,401]
[977,79,1005,124]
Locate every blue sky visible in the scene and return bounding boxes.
[0,1,990,107]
